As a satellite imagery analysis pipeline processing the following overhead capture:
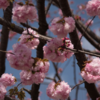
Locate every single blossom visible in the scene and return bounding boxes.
[43,37,74,63]
[20,70,34,85]
[20,70,45,85]
[12,3,38,23]
[57,68,63,74]
[19,28,39,49]
[0,0,10,10]
[49,17,75,38]
[86,0,98,16]
[0,83,7,100]
[46,81,71,100]
[33,59,49,73]
[81,58,100,83]
[86,0,100,17]
[7,43,34,70]
[0,73,16,87]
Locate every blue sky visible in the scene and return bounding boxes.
[0,0,100,100]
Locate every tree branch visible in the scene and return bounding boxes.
[75,20,100,50]
[76,20,100,43]
[58,0,100,99]
[0,3,13,77]
[31,0,48,100]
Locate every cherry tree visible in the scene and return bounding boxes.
[0,0,100,100]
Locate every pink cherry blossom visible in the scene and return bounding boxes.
[20,70,34,85]
[32,72,45,84]
[85,19,93,26]
[46,81,71,100]
[58,68,63,74]
[70,1,74,4]
[78,5,86,10]
[86,0,99,16]
[9,31,17,40]
[0,0,10,10]
[33,60,49,73]
[0,73,16,87]
[81,58,100,83]
[19,28,39,49]
[0,83,7,100]
[59,9,63,16]
[7,43,34,70]
[20,70,45,85]
[49,17,75,38]
[12,3,38,23]
[43,37,74,63]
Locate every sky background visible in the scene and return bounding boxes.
[0,0,100,100]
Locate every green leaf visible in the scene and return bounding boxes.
[9,87,18,95]
[18,89,25,100]
[9,88,14,95]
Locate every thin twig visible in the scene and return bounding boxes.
[23,88,31,94]
[45,0,53,15]
[65,47,100,58]
[71,80,85,90]
[45,77,55,81]
[79,16,96,41]
[0,50,14,55]
[10,82,22,97]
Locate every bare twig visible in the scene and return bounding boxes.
[23,88,31,94]
[71,80,85,90]
[45,0,53,15]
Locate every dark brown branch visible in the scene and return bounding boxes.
[52,63,62,81]
[4,96,16,100]
[45,0,53,15]
[73,56,79,100]
[65,47,100,57]
[23,88,31,94]
[58,0,100,100]
[0,3,13,77]
[1,16,100,57]
[0,17,51,42]
[31,0,48,100]
[46,0,60,8]
[75,20,100,50]
[76,20,100,43]
[48,0,100,48]
[0,17,24,34]
[21,23,38,32]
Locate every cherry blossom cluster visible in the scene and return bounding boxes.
[0,0,10,10]
[46,81,71,100]
[0,73,16,100]
[81,58,100,83]
[12,2,38,23]
[7,43,34,70]
[20,58,49,85]
[19,28,39,49]
[49,17,75,38]
[86,0,100,17]
[43,37,74,63]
